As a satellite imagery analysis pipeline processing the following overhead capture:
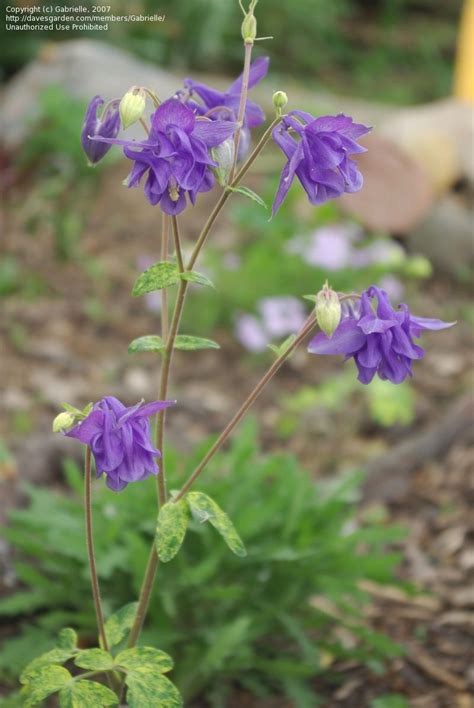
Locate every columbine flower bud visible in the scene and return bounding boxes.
[52,412,76,433]
[315,282,341,338]
[241,0,258,43]
[119,87,146,130]
[272,91,288,115]
[211,137,235,186]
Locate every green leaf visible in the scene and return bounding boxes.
[180,271,215,289]
[227,185,267,209]
[128,335,164,355]
[20,648,77,684]
[125,667,182,708]
[187,492,247,558]
[115,646,173,673]
[132,262,179,296]
[21,665,71,706]
[59,680,118,707]
[267,334,296,358]
[104,602,138,648]
[56,628,77,651]
[174,335,220,351]
[74,648,115,671]
[156,500,189,563]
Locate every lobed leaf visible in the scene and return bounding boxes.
[174,335,220,351]
[20,648,77,684]
[132,262,180,296]
[180,271,215,289]
[156,500,189,563]
[74,648,115,671]
[21,665,71,706]
[104,602,138,648]
[128,335,165,355]
[187,492,247,558]
[59,680,118,707]
[56,628,78,651]
[125,667,183,708]
[115,646,173,673]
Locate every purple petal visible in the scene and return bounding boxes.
[184,79,225,109]
[409,315,457,332]
[308,319,366,356]
[192,119,238,147]
[153,99,195,133]
[134,400,177,418]
[228,56,269,94]
[66,410,104,445]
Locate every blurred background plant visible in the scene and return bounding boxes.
[0,423,407,706]
[1,0,461,104]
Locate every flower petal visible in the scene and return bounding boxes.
[308,319,366,355]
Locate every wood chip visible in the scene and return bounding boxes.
[407,643,468,691]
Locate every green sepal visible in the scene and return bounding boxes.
[174,335,220,351]
[20,665,71,706]
[303,294,317,303]
[125,667,183,708]
[132,262,180,296]
[128,335,164,354]
[104,602,138,648]
[115,646,173,673]
[156,500,189,563]
[58,680,118,707]
[74,648,115,671]
[180,271,215,289]
[227,185,267,209]
[186,492,247,558]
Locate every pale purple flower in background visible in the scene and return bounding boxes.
[222,253,242,271]
[288,224,361,271]
[236,296,307,352]
[352,241,405,268]
[258,296,306,337]
[378,275,404,300]
[235,314,269,352]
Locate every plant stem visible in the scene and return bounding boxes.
[161,213,170,339]
[126,114,282,652]
[229,40,253,183]
[126,545,158,648]
[128,221,187,651]
[171,215,185,274]
[174,314,317,502]
[84,446,109,652]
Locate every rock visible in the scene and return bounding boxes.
[407,194,474,277]
[0,39,182,149]
[340,133,434,233]
[380,98,474,189]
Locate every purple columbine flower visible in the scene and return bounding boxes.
[92,98,237,214]
[81,96,120,166]
[272,112,371,215]
[184,57,269,160]
[184,56,269,128]
[66,396,175,491]
[308,286,455,385]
